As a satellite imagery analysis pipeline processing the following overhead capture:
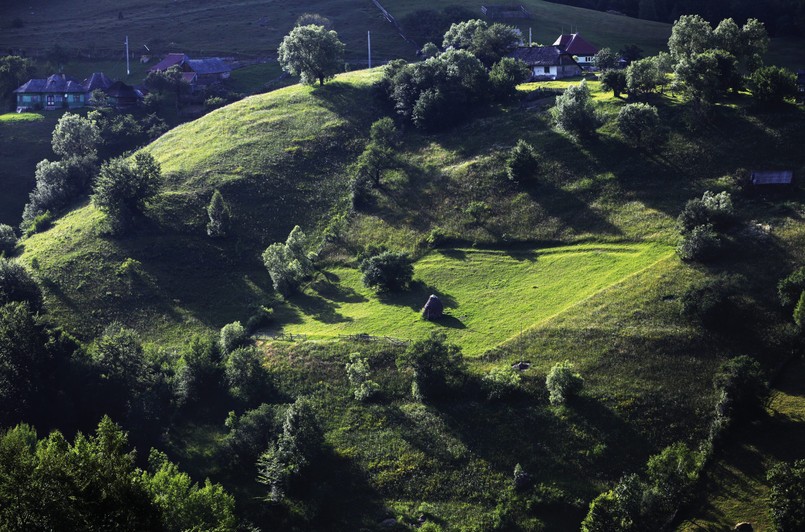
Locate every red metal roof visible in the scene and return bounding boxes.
[552,34,599,56]
[148,53,188,72]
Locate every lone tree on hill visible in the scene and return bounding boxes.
[92,152,162,233]
[206,189,231,238]
[278,25,345,85]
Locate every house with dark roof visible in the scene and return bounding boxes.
[552,33,599,68]
[105,81,143,108]
[148,53,190,73]
[14,74,88,111]
[83,72,114,93]
[148,53,231,86]
[509,46,581,80]
[185,58,232,84]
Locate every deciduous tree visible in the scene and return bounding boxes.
[278,25,345,85]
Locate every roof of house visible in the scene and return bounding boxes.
[509,46,578,67]
[148,53,188,72]
[14,74,86,94]
[105,81,140,99]
[552,33,599,56]
[181,72,198,84]
[751,170,793,185]
[83,72,113,92]
[186,58,231,75]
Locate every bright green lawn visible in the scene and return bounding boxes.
[0,113,44,123]
[276,242,673,355]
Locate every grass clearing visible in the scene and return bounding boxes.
[276,242,673,355]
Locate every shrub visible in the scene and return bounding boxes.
[489,57,531,100]
[464,201,491,226]
[397,332,465,400]
[680,274,740,328]
[644,442,701,517]
[506,139,540,183]
[616,103,662,148]
[382,49,489,131]
[24,211,54,236]
[794,291,805,331]
[677,190,734,234]
[545,360,583,405]
[222,403,279,465]
[345,352,380,402]
[483,367,521,401]
[261,226,314,296]
[767,459,805,531]
[600,69,627,98]
[677,224,721,262]
[206,189,231,238]
[224,346,269,404]
[92,152,162,234]
[713,355,768,423]
[750,66,797,106]
[176,335,222,407]
[778,267,805,308]
[219,321,249,355]
[552,80,600,138]
[0,259,42,311]
[0,225,16,256]
[257,396,323,501]
[360,251,413,292]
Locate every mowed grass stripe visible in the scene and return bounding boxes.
[276,242,673,355]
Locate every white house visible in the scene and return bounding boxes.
[509,46,582,80]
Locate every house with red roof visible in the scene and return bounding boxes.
[552,34,599,69]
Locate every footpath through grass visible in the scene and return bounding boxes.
[275,242,673,356]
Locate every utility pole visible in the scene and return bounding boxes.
[367,31,372,69]
[125,35,130,76]
[529,27,532,46]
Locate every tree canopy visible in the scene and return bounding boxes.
[278,24,345,85]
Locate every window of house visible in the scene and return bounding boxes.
[543,67,550,73]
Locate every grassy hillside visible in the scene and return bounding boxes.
[15,63,805,528]
[20,70,384,342]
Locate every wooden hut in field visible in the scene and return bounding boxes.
[421,295,444,320]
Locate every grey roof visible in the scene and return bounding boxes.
[14,74,86,94]
[751,170,793,185]
[186,58,231,75]
[509,46,577,67]
[83,72,113,92]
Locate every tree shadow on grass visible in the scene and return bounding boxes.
[290,291,353,324]
[377,280,457,312]
[310,277,367,304]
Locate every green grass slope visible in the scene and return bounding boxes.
[277,242,672,355]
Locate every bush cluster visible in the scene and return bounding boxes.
[359,250,413,292]
[262,226,315,296]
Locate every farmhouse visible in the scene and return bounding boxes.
[148,53,232,86]
[509,46,582,80]
[481,4,532,19]
[105,81,142,108]
[552,33,599,69]
[14,74,88,111]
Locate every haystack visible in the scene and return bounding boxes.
[421,294,444,320]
